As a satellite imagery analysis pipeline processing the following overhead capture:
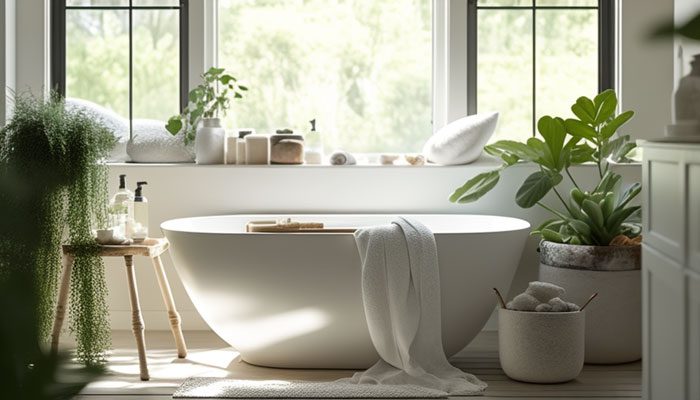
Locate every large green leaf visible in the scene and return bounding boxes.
[601,110,634,139]
[594,89,618,124]
[571,96,596,124]
[449,170,501,204]
[485,140,541,162]
[564,119,597,141]
[515,171,563,208]
[537,116,566,169]
[617,183,641,209]
[581,199,604,228]
[569,143,596,165]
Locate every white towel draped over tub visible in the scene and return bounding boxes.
[339,217,487,396]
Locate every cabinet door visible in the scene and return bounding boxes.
[643,246,686,400]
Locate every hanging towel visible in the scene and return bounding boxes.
[340,217,487,396]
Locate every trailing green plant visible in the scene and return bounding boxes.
[0,92,115,366]
[166,67,248,144]
[449,89,641,246]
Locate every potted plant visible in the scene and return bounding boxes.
[0,92,116,366]
[166,67,248,164]
[450,89,642,364]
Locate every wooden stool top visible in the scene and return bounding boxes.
[62,238,169,258]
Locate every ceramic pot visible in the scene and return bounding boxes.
[195,118,225,164]
[539,240,641,364]
[498,308,584,383]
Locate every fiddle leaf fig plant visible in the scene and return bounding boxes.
[450,89,641,246]
[166,67,248,144]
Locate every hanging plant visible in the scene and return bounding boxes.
[0,92,115,365]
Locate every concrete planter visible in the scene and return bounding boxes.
[538,241,641,364]
[498,308,585,383]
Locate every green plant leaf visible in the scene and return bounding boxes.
[601,110,634,139]
[515,171,563,208]
[582,199,604,228]
[571,96,596,124]
[569,143,596,164]
[238,85,249,91]
[532,218,566,235]
[617,182,641,209]
[485,140,542,162]
[612,141,637,162]
[165,117,182,135]
[541,228,568,243]
[567,219,592,237]
[601,192,617,218]
[564,119,597,141]
[594,89,617,124]
[537,116,566,169]
[606,205,641,233]
[449,170,501,204]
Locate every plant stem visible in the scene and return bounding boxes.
[537,201,569,220]
[552,186,574,216]
[565,167,581,190]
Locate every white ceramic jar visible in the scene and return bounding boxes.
[195,118,225,164]
[498,308,585,383]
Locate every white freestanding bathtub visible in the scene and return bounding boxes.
[161,214,529,369]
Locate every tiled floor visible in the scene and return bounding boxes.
[72,330,641,399]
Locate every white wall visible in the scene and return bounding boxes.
[103,162,640,331]
[619,0,675,139]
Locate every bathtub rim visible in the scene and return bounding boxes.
[160,213,531,236]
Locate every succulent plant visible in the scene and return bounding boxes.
[450,89,641,246]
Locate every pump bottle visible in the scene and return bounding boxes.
[131,182,149,241]
[109,174,133,237]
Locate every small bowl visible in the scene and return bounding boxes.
[96,228,114,244]
[498,308,585,383]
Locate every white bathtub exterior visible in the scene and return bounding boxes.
[162,214,529,369]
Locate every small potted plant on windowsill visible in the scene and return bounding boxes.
[166,67,248,164]
[450,90,642,364]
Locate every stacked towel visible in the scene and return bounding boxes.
[340,217,487,396]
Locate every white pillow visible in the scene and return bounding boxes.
[126,119,195,163]
[423,112,499,165]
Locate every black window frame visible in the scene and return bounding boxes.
[50,0,189,136]
[466,0,615,136]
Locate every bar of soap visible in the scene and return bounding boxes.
[271,139,305,165]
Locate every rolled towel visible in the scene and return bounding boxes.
[506,293,540,311]
[548,297,570,312]
[330,150,357,166]
[525,281,565,303]
[535,303,553,312]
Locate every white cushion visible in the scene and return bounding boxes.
[423,112,499,165]
[126,119,195,163]
[66,98,130,162]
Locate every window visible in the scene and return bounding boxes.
[50,0,614,154]
[218,0,433,153]
[51,0,188,132]
[468,0,614,143]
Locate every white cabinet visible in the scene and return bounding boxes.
[642,141,700,400]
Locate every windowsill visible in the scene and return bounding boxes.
[106,156,641,169]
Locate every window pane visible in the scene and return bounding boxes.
[536,0,597,6]
[218,0,432,153]
[67,0,129,6]
[478,0,533,6]
[133,0,181,6]
[477,10,534,143]
[535,9,597,122]
[132,9,180,121]
[66,9,129,119]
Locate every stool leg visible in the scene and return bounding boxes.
[51,253,75,355]
[124,255,150,381]
[151,255,187,358]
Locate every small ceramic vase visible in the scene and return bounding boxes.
[195,118,225,164]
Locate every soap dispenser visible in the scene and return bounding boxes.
[109,174,133,237]
[305,119,324,164]
[132,181,149,241]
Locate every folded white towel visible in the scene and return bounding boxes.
[340,217,487,396]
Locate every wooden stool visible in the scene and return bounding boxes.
[50,238,188,381]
